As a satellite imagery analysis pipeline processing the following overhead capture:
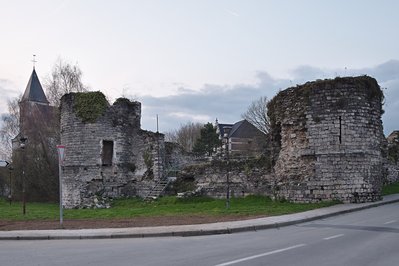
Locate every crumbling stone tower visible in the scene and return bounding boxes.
[268,76,385,203]
[60,92,164,208]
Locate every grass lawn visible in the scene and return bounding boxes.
[0,195,338,221]
[3,181,399,222]
[382,181,399,196]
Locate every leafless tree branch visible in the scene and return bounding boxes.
[242,96,270,134]
[43,58,88,106]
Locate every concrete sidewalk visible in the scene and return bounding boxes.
[1,194,399,240]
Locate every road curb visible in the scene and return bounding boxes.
[1,195,399,240]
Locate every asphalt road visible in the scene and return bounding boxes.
[1,202,399,266]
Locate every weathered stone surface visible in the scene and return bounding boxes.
[170,159,273,198]
[164,142,200,173]
[59,76,390,207]
[268,76,385,203]
[60,93,164,208]
[386,163,399,184]
[386,130,399,183]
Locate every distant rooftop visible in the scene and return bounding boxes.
[216,119,264,139]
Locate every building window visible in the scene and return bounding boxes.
[102,140,113,166]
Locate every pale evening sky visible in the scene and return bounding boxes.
[0,0,398,134]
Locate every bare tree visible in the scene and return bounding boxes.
[0,58,86,201]
[165,122,203,152]
[1,58,87,158]
[0,96,21,159]
[43,58,88,106]
[12,102,59,202]
[242,96,270,134]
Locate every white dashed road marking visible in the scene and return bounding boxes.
[384,220,396,225]
[323,234,344,240]
[214,244,307,266]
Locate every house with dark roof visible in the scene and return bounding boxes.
[215,119,266,156]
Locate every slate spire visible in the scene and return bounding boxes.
[21,68,49,104]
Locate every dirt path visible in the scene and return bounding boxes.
[0,215,264,231]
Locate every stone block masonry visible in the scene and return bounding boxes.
[267,76,385,203]
[60,92,164,208]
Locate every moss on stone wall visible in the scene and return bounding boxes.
[74,91,108,123]
[114,97,132,104]
[114,97,139,106]
[339,76,383,100]
[267,75,384,135]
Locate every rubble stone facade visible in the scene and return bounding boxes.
[268,76,385,203]
[386,130,399,184]
[174,159,273,198]
[60,93,164,208]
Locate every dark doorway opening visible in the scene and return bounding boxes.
[102,140,113,166]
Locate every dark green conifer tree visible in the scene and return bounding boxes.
[192,123,220,156]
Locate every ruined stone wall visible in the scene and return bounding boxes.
[268,76,385,203]
[60,93,164,208]
[163,143,272,198]
[164,142,206,174]
[171,158,273,198]
[386,132,399,184]
[386,163,399,184]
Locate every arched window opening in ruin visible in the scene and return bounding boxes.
[102,140,114,166]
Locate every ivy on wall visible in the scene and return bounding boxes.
[74,91,108,123]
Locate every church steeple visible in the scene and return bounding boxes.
[21,68,49,104]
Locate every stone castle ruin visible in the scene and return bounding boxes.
[11,69,396,208]
[60,92,164,208]
[59,76,391,207]
[267,76,385,203]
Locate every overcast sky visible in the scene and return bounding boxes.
[0,0,398,135]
